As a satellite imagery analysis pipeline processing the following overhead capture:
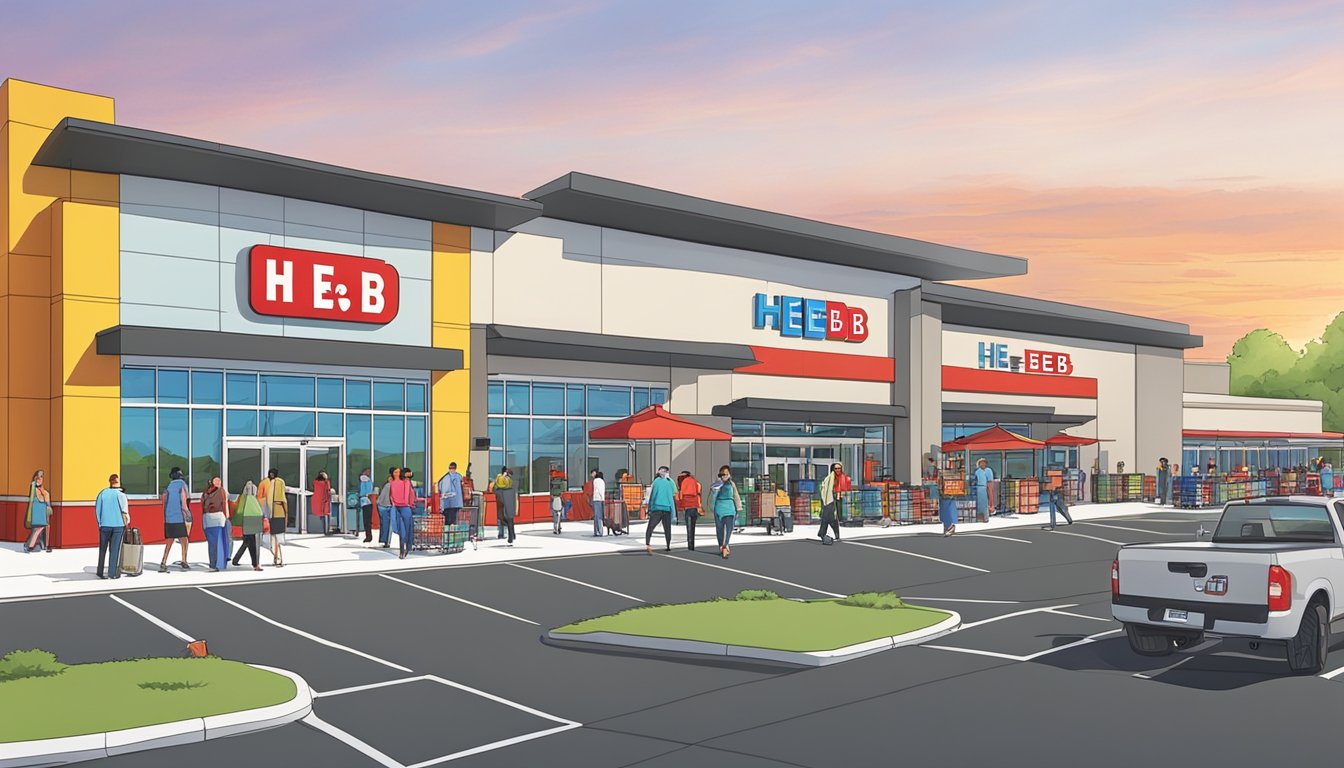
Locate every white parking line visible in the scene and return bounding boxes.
[1080,522,1188,537]
[316,676,429,698]
[424,674,578,725]
[1134,655,1195,679]
[198,587,413,672]
[109,594,195,643]
[666,555,844,598]
[846,541,990,573]
[960,604,1078,630]
[1047,529,1125,546]
[903,597,1021,604]
[406,723,582,767]
[303,713,403,768]
[380,574,539,626]
[924,628,1123,663]
[1021,629,1123,660]
[962,533,1033,544]
[508,562,646,603]
[920,645,1024,661]
[1045,608,1115,623]
[1319,664,1344,680]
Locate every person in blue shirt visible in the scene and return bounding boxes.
[645,466,677,555]
[94,473,130,579]
[359,468,375,543]
[158,467,192,573]
[710,465,743,559]
[438,462,464,525]
[973,459,995,522]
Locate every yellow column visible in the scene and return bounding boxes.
[1,79,116,515]
[431,222,472,477]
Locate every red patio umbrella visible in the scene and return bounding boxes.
[1045,434,1104,447]
[588,405,732,441]
[941,425,1045,453]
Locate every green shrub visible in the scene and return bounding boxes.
[735,589,781,601]
[840,592,905,610]
[138,681,208,692]
[0,649,67,682]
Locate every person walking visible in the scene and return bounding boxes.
[263,468,288,567]
[438,462,464,528]
[311,471,332,535]
[359,468,375,543]
[710,465,742,559]
[94,473,129,579]
[488,467,517,547]
[676,470,702,552]
[231,481,265,571]
[23,469,53,553]
[1322,460,1335,498]
[645,466,676,554]
[548,463,566,535]
[590,470,606,537]
[973,459,995,522]
[1043,479,1074,530]
[201,476,230,572]
[818,463,844,544]
[157,467,192,573]
[391,466,417,558]
[377,468,397,548]
[1156,458,1171,505]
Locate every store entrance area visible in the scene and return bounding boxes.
[224,439,345,534]
[732,422,893,485]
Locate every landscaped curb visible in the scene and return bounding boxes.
[544,610,962,667]
[0,665,312,768]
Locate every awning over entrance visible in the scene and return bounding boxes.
[942,402,1092,425]
[486,324,756,370]
[96,326,463,372]
[589,405,731,441]
[942,425,1045,453]
[711,397,906,424]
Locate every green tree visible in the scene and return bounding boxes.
[1227,313,1344,433]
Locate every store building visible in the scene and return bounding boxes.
[1,79,1327,543]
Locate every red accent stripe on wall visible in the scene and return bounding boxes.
[738,346,896,383]
[942,366,1098,399]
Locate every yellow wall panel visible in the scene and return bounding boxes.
[0,296,7,400]
[431,222,472,478]
[56,297,119,396]
[431,407,470,476]
[431,324,471,353]
[0,398,8,494]
[6,397,50,497]
[8,295,50,400]
[9,252,50,297]
[0,253,8,298]
[6,121,67,255]
[431,222,471,249]
[70,171,118,205]
[54,200,118,301]
[52,395,118,501]
[0,79,114,130]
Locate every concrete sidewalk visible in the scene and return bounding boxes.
[0,501,1205,601]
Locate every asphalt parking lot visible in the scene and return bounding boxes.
[7,508,1344,767]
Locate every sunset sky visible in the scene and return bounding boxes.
[3,0,1340,359]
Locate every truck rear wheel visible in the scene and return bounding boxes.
[1287,602,1329,675]
[1125,623,1173,657]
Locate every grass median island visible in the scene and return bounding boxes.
[0,650,297,743]
[553,590,952,652]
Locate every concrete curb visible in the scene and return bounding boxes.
[0,665,311,768]
[545,610,961,667]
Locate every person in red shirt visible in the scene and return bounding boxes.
[312,471,332,536]
[390,466,416,559]
[676,471,702,552]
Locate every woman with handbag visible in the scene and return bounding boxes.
[157,467,192,573]
[23,469,53,553]
[201,476,230,571]
[262,468,288,567]
[231,480,264,571]
[709,465,743,559]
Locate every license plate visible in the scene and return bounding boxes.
[1164,609,1189,622]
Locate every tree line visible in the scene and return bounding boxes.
[1227,313,1344,432]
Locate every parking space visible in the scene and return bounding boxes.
[924,607,1116,659]
[396,562,638,629]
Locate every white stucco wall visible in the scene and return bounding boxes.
[1183,393,1324,433]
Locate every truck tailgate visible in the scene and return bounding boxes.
[1118,544,1270,607]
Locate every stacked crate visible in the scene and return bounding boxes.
[1002,478,1040,514]
[791,492,814,524]
[939,476,968,498]
[920,483,940,521]
[1143,475,1157,502]
[621,483,645,520]
[854,487,883,521]
[1092,474,1119,503]
[1124,473,1144,502]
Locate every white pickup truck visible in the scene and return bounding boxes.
[1112,496,1344,674]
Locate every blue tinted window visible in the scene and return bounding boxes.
[260,410,316,437]
[191,410,223,488]
[652,388,668,406]
[317,378,344,409]
[226,409,258,436]
[587,385,630,417]
[347,415,371,489]
[120,408,156,494]
[318,412,344,437]
[374,416,405,478]
[191,371,223,405]
[406,383,427,412]
[347,379,371,410]
[633,388,649,412]
[122,369,155,403]
[505,418,531,493]
[157,370,189,404]
[406,416,427,484]
[505,382,529,414]
[158,409,189,488]
[374,382,404,411]
[487,418,504,451]
[533,384,564,416]
[567,385,584,416]
[260,375,314,407]
[488,381,504,414]
[226,373,257,405]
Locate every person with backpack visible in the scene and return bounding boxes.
[231,480,265,571]
[438,462,464,526]
[489,467,517,546]
[645,466,677,554]
[548,463,566,535]
[676,470,702,551]
[710,465,743,559]
[94,473,129,580]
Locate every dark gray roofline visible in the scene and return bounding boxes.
[923,282,1203,350]
[711,398,907,424]
[942,402,1092,425]
[97,326,462,372]
[486,324,757,370]
[524,173,1027,281]
[33,118,543,231]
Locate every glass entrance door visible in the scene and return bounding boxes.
[224,439,345,534]
[304,445,342,534]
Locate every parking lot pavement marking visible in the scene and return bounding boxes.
[378,574,540,626]
[921,645,1027,662]
[902,597,1021,604]
[109,594,195,643]
[923,628,1123,664]
[406,723,583,768]
[508,562,646,603]
[845,540,990,573]
[1079,522,1188,537]
[959,604,1079,630]
[961,533,1033,544]
[1135,656,1194,679]
[664,554,844,598]
[1045,607,1116,623]
[1019,629,1123,661]
[1318,663,1344,680]
[198,587,414,673]
[303,712,404,768]
[316,677,430,698]
[1047,529,1125,546]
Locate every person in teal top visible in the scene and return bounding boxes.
[973,459,995,521]
[24,470,53,553]
[710,465,743,559]
[359,468,375,543]
[645,466,677,555]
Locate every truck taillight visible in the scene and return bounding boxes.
[1268,565,1292,612]
[1111,559,1120,598]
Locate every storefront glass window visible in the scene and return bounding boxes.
[122,368,155,403]
[567,385,585,416]
[652,388,668,405]
[406,416,427,483]
[532,418,565,488]
[532,384,564,416]
[346,379,371,410]
[505,418,531,493]
[347,415,371,499]
[732,421,764,437]
[191,410,223,487]
[567,420,586,480]
[260,375,314,408]
[505,382,530,414]
[406,383,427,413]
[157,408,189,488]
[374,381,404,411]
[488,381,505,414]
[261,410,316,437]
[158,369,189,405]
[120,408,156,495]
[318,412,344,437]
[373,416,404,479]
[633,388,649,412]
[317,378,344,409]
[488,418,504,451]
[226,410,258,436]
[587,385,630,417]
[226,373,257,405]
[191,371,223,405]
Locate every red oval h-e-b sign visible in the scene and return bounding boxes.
[248,245,400,325]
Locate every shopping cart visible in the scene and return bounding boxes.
[411,514,444,552]
[456,506,481,550]
[442,522,471,554]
